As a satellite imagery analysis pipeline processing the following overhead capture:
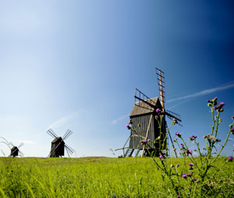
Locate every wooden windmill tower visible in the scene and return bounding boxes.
[119,68,182,157]
[47,129,75,157]
[10,142,24,157]
[1,137,24,157]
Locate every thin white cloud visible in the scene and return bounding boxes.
[112,114,129,125]
[21,140,36,144]
[167,81,234,103]
[48,111,80,130]
[48,110,87,131]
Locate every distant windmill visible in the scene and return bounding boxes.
[47,129,75,157]
[117,68,182,157]
[1,137,24,157]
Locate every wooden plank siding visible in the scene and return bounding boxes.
[129,113,159,149]
[128,96,167,153]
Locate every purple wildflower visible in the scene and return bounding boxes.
[176,132,181,137]
[214,102,225,112]
[156,108,160,113]
[182,174,187,178]
[141,139,147,144]
[126,124,131,130]
[228,156,233,162]
[231,128,234,135]
[189,163,194,167]
[189,135,197,141]
[219,102,225,107]
[180,143,184,149]
[186,150,192,156]
[192,178,197,182]
[232,116,234,120]
[177,195,180,198]
[159,155,163,159]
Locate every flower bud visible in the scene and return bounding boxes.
[231,128,234,135]
[172,118,178,125]
[228,156,233,162]
[126,124,131,130]
[176,132,181,137]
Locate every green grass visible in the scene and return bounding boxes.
[0,157,233,197]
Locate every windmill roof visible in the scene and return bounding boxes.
[52,137,63,143]
[129,97,162,117]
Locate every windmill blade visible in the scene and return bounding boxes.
[63,129,73,141]
[165,110,182,126]
[18,143,24,148]
[0,141,11,148]
[65,144,75,155]
[165,110,182,122]
[18,150,24,157]
[63,129,70,140]
[65,147,71,157]
[156,67,166,110]
[1,137,10,145]
[9,142,14,148]
[134,88,157,109]
[46,129,58,138]
[1,149,6,157]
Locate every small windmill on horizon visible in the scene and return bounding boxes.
[46,129,75,157]
[116,68,182,157]
[1,137,24,157]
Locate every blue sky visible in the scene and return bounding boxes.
[0,1,233,157]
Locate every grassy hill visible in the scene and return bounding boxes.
[0,157,233,197]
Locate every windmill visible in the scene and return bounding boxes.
[1,137,24,157]
[47,129,75,157]
[117,68,182,157]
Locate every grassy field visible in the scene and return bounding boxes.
[0,157,233,198]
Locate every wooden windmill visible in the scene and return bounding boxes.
[119,68,182,157]
[10,143,24,157]
[1,137,24,157]
[47,129,75,157]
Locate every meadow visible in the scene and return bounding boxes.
[0,156,233,198]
